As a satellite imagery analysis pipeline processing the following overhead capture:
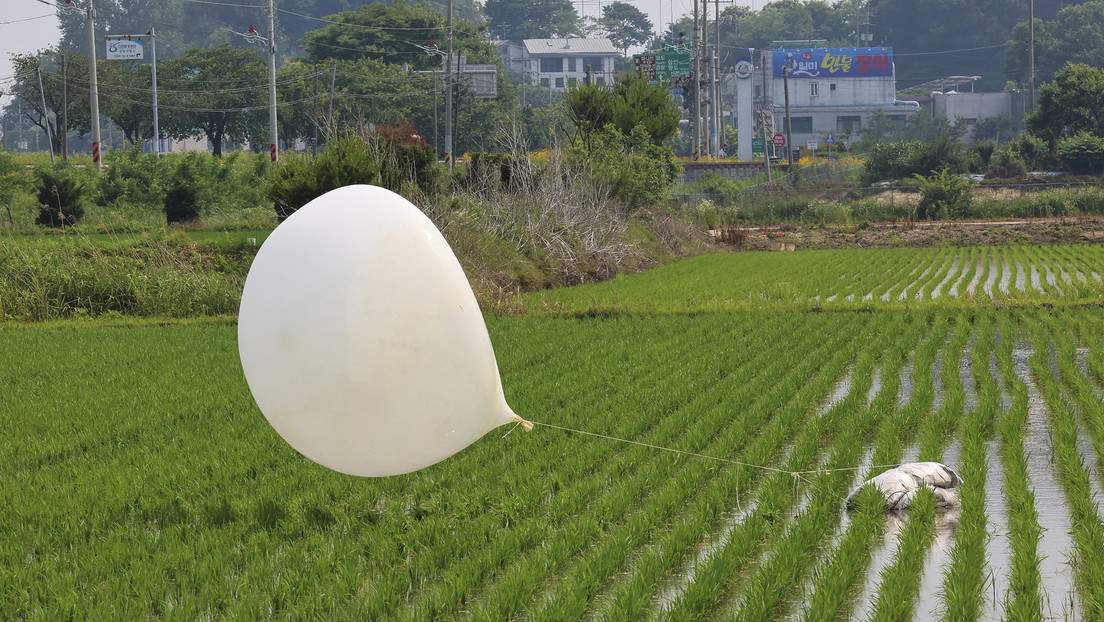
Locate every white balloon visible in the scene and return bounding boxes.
[238,185,523,477]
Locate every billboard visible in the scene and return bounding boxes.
[772,48,891,78]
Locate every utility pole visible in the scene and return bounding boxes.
[1028,0,1034,113]
[150,27,159,156]
[86,0,102,169]
[445,0,454,169]
[36,66,56,164]
[712,0,721,158]
[61,53,68,160]
[233,4,278,163]
[267,0,278,163]
[692,0,701,160]
[312,65,318,157]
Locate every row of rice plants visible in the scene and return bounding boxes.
[448,315,844,620]
[795,313,935,620]
[991,313,1045,619]
[650,315,909,620]
[1046,310,1104,476]
[1026,315,1104,618]
[724,313,927,620]
[865,316,967,620]
[524,245,1104,314]
[372,314,773,619]
[0,318,747,617]
[939,313,1001,619]
[511,313,876,621]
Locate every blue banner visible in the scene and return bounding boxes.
[773,48,892,78]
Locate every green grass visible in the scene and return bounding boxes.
[5,243,1104,619]
[523,244,1104,315]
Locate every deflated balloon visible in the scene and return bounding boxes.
[238,185,522,477]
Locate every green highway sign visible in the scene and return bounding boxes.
[633,47,692,85]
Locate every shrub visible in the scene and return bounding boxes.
[265,132,445,221]
[910,135,971,176]
[986,148,1027,178]
[1003,133,1051,171]
[912,168,975,220]
[164,179,200,225]
[34,165,86,226]
[1057,133,1104,175]
[863,140,923,184]
[574,124,681,213]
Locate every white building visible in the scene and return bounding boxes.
[497,38,619,92]
[753,47,920,152]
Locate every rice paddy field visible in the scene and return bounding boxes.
[3,243,1104,620]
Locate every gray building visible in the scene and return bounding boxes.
[753,47,920,152]
[497,38,619,92]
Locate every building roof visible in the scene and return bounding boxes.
[523,38,618,56]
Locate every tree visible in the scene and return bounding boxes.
[869,0,1043,91]
[600,2,652,55]
[303,1,492,69]
[484,0,580,40]
[159,44,267,157]
[607,74,680,145]
[1025,63,1104,142]
[563,81,612,152]
[562,74,680,152]
[5,49,90,157]
[97,59,156,146]
[1006,1,1104,88]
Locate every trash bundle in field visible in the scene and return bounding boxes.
[845,462,963,511]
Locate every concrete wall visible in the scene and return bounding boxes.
[681,161,769,185]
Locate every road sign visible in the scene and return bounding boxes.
[825,133,835,144]
[752,137,765,154]
[633,54,657,79]
[106,39,143,60]
[772,133,785,147]
[806,140,818,150]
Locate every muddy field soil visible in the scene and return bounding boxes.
[731,217,1104,251]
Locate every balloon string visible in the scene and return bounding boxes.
[521,419,901,478]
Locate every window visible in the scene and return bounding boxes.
[540,77,550,88]
[568,57,577,72]
[540,58,563,73]
[567,77,577,86]
[836,115,861,132]
[830,83,836,91]
[596,76,605,86]
[583,56,604,72]
[754,85,761,98]
[788,116,812,133]
[889,114,907,130]
[555,77,564,88]
[810,82,820,97]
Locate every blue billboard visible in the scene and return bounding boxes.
[772,48,893,78]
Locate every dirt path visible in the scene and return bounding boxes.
[729,217,1104,251]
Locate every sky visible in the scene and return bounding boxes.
[1,0,758,106]
[1,3,63,105]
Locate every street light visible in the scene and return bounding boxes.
[231,0,278,163]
